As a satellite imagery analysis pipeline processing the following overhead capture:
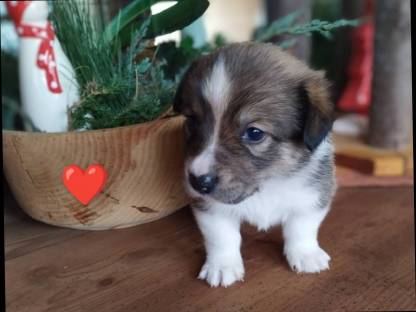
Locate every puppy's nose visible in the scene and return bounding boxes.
[189,173,218,194]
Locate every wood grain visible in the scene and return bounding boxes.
[5,186,415,312]
[2,116,191,230]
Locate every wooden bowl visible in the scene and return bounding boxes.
[2,116,191,230]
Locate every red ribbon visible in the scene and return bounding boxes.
[6,1,63,93]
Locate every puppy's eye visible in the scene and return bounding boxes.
[242,127,265,143]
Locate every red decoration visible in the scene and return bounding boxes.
[337,0,374,115]
[5,1,63,93]
[63,165,107,205]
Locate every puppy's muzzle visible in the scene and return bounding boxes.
[189,173,218,194]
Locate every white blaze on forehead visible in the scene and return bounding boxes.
[202,57,231,118]
[189,57,232,176]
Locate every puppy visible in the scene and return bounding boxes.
[174,42,336,287]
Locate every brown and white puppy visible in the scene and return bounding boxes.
[174,42,336,287]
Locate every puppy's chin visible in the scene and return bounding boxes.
[184,180,258,205]
[217,188,258,205]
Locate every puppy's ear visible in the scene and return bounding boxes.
[173,61,199,114]
[300,71,334,151]
[173,74,186,114]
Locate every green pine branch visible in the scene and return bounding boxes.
[254,10,360,43]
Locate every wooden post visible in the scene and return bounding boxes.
[368,0,412,150]
[265,0,312,62]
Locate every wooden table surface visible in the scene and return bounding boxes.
[4,185,415,312]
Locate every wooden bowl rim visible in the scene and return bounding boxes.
[2,115,183,138]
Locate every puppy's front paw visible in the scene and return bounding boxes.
[284,245,331,273]
[198,257,245,287]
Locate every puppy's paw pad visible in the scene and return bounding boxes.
[285,246,330,273]
[198,260,244,287]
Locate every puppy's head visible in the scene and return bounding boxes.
[174,42,333,204]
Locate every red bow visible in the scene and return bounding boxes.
[6,1,63,93]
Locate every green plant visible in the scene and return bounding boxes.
[51,0,208,130]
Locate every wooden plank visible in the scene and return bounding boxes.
[399,143,414,176]
[334,133,409,176]
[5,187,415,312]
[4,180,88,261]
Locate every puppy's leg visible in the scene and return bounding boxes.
[282,207,331,273]
[193,207,244,287]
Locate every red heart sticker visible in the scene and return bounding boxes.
[62,164,107,205]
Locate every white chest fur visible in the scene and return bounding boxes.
[209,170,320,231]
